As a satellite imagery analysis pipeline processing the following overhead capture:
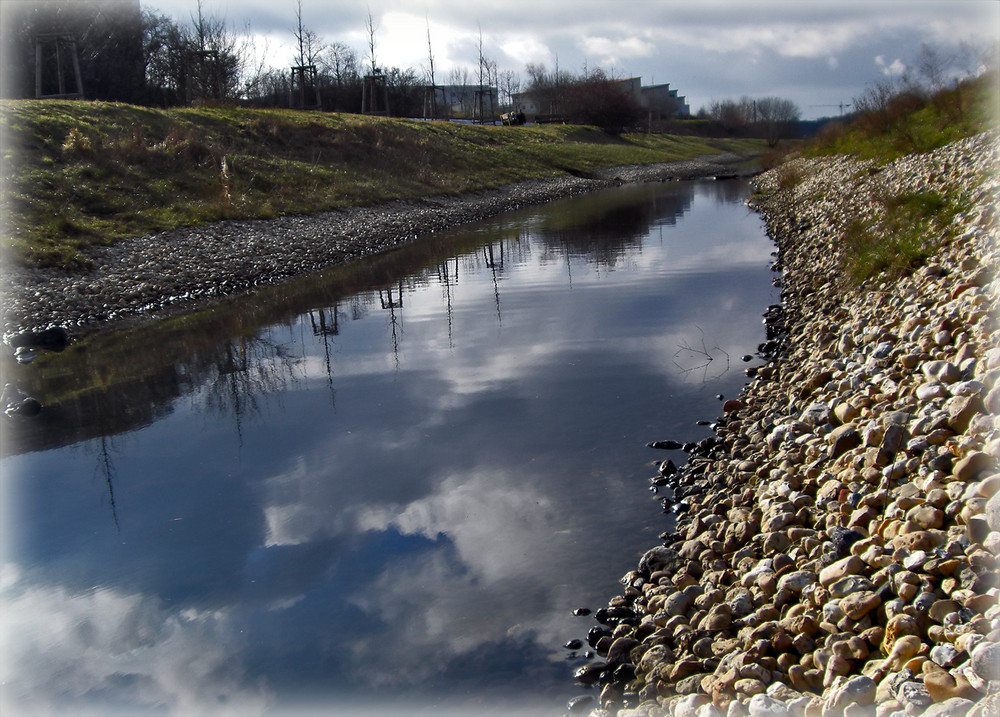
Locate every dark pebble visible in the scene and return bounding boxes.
[573,662,607,685]
[587,625,611,647]
[658,459,677,476]
[828,526,864,557]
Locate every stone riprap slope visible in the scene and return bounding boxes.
[579,132,1000,717]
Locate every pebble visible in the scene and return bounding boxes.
[747,694,788,717]
[970,641,1000,682]
[575,131,1000,717]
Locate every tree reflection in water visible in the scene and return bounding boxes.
[203,333,306,447]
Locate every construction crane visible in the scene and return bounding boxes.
[811,102,854,116]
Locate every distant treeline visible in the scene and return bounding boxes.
[0,0,429,115]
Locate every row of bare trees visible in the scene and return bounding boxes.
[700,96,801,146]
[0,0,686,126]
[521,63,649,132]
[2,0,807,134]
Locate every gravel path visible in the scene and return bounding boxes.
[1,154,754,341]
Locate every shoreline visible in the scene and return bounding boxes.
[576,131,1000,717]
[0,153,756,342]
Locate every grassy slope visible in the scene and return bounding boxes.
[0,101,764,268]
[804,73,997,163]
[780,72,997,284]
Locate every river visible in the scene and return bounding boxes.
[0,177,777,716]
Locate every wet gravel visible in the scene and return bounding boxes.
[0,154,755,341]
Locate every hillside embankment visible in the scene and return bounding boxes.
[577,131,1000,717]
[0,153,754,340]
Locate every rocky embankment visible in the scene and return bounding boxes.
[575,131,1000,717]
[0,154,752,341]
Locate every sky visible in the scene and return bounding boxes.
[142,0,1000,120]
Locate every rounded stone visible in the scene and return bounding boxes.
[971,641,1000,682]
[929,644,961,668]
[819,555,863,587]
[777,570,816,593]
[827,575,875,598]
[839,591,882,620]
[986,491,1000,532]
[825,675,876,713]
[922,698,977,717]
[922,360,961,384]
[747,693,789,717]
[954,451,996,482]
[906,504,945,529]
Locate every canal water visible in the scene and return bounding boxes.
[1,178,777,716]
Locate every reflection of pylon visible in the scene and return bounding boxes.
[361,72,389,115]
[379,283,403,309]
[35,33,84,98]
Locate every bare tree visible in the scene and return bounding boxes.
[470,24,499,122]
[185,0,252,102]
[424,13,436,87]
[852,79,899,133]
[449,66,471,115]
[524,62,547,90]
[293,0,324,67]
[288,0,325,106]
[421,13,439,117]
[499,68,520,109]
[320,42,359,86]
[365,7,378,75]
[238,18,272,100]
[708,96,755,133]
[755,96,801,146]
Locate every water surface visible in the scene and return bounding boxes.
[1,178,776,716]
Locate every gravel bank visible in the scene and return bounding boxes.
[0,153,753,341]
[572,131,1000,717]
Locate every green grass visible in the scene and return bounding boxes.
[839,189,971,284]
[803,72,998,163]
[0,101,765,268]
[768,71,996,286]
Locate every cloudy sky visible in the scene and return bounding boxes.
[143,0,1000,119]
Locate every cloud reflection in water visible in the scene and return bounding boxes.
[1,179,778,715]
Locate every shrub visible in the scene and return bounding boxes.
[61,127,93,155]
[562,78,641,134]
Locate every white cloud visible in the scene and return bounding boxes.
[356,469,558,583]
[876,55,907,76]
[577,35,657,64]
[650,21,860,59]
[497,33,554,66]
[345,469,590,684]
[0,564,272,716]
